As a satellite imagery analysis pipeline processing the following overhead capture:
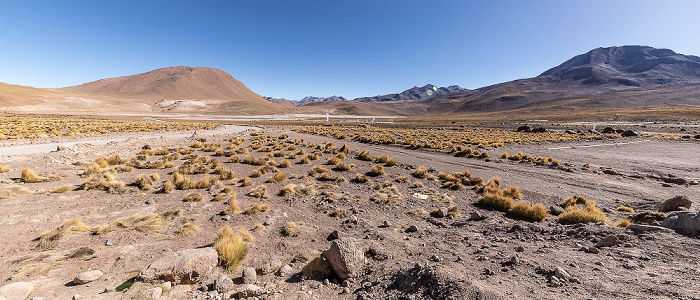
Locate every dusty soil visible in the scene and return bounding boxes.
[0,126,699,299]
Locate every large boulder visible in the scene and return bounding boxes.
[74,270,103,284]
[658,195,692,212]
[135,247,218,284]
[322,237,365,280]
[662,211,700,236]
[0,282,34,300]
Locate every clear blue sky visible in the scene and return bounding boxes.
[1,0,699,100]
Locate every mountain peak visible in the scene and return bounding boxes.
[539,45,700,86]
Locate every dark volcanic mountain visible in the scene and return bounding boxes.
[427,45,700,113]
[355,84,468,103]
[297,95,348,104]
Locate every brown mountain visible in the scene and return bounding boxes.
[61,66,281,114]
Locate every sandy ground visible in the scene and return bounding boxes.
[0,126,698,299]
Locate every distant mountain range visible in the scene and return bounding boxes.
[1,45,699,118]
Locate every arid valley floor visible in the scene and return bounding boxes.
[0,118,699,300]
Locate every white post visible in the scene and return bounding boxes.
[326,113,329,122]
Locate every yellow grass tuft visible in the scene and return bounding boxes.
[558,197,607,224]
[615,219,631,228]
[302,256,333,279]
[0,166,10,173]
[268,171,287,183]
[477,177,514,211]
[509,202,549,222]
[412,166,429,178]
[0,185,34,199]
[37,218,92,250]
[616,206,634,212]
[237,227,254,242]
[213,226,249,271]
[176,222,199,238]
[183,193,203,202]
[367,165,386,176]
[282,221,298,237]
[247,185,268,199]
[21,168,60,183]
[243,203,270,215]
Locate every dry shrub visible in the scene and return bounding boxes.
[412,166,429,178]
[410,181,423,188]
[161,181,175,193]
[50,186,72,193]
[268,171,287,183]
[135,173,160,190]
[447,206,461,217]
[80,172,125,194]
[509,202,549,222]
[317,173,345,182]
[213,166,235,180]
[0,185,34,199]
[367,165,386,177]
[615,219,631,228]
[395,175,410,183]
[278,159,291,168]
[183,193,203,202]
[477,178,514,211]
[0,166,10,173]
[357,150,373,161]
[616,206,634,212]
[334,163,353,171]
[385,157,397,166]
[213,225,249,271]
[176,222,199,237]
[247,185,268,199]
[326,157,341,165]
[37,218,92,250]
[558,196,607,224]
[375,155,389,163]
[302,256,333,279]
[243,203,270,215]
[282,222,298,237]
[280,183,317,197]
[21,168,60,183]
[240,176,254,187]
[308,166,330,176]
[238,227,254,242]
[94,213,168,235]
[502,187,522,199]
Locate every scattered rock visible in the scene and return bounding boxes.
[135,247,218,284]
[531,127,548,133]
[622,261,639,270]
[435,207,448,218]
[586,247,600,254]
[380,220,392,228]
[596,235,624,247]
[214,274,234,293]
[56,144,68,152]
[278,264,293,276]
[621,130,638,137]
[554,267,571,282]
[549,276,562,287]
[74,270,104,284]
[627,224,674,234]
[516,246,525,252]
[0,282,34,300]
[105,239,113,246]
[658,195,692,212]
[516,125,531,132]
[509,256,520,265]
[148,287,162,299]
[232,284,266,298]
[405,225,418,233]
[601,127,615,133]
[630,211,667,225]
[469,212,486,221]
[483,268,495,275]
[243,267,257,284]
[661,211,700,236]
[322,237,365,280]
[327,230,340,241]
[549,205,566,216]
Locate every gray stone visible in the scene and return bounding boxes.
[405,225,418,233]
[596,235,623,247]
[243,267,257,284]
[0,282,34,300]
[661,211,700,236]
[469,211,486,221]
[135,247,217,284]
[214,274,234,293]
[554,267,571,281]
[435,207,448,218]
[658,195,692,212]
[148,287,162,299]
[105,239,113,246]
[586,247,600,254]
[74,270,103,284]
[322,237,365,280]
[327,230,340,241]
[627,224,674,234]
[232,284,265,298]
[549,205,566,216]
[278,264,293,276]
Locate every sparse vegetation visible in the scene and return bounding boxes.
[213,225,249,271]
[282,222,298,237]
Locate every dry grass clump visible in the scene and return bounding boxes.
[0,166,11,173]
[616,206,634,212]
[278,159,291,168]
[447,206,461,217]
[240,176,254,187]
[93,212,171,235]
[0,185,34,199]
[37,218,92,250]
[509,202,549,221]
[317,172,346,182]
[615,219,631,228]
[477,178,514,211]
[268,171,287,183]
[302,256,333,280]
[385,157,397,166]
[412,166,429,178]
[371,184,403,204]
[375,155,389,163]
[79,171,125,194]
[175,222,199,237]
[282,222,298,237]
[243,203,270,215]
[50,186,72,193]
[367,165,386,176]
[280,183,317,197]
[213,225,249,271]
[395,175,410,183]
[326,157,341,165]
[334,162,353,171]
[21,168,60,183]
[247,185,269,199]
[134,173,160,190]
[212,166,235,180]
[558,196,607,224]
[357,150,373,161]
[308,166,330,176]
[439,169,484,190]
[238,227,254,242]
[183,193,204,202]
[353,173,370,183]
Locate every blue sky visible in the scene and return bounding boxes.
[1,0,699,100]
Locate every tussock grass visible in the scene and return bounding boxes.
[50,186,72,193]
[247,185,269,199]
[93,212,170,235]
[477,178,514,211]
[37,218,92,250]
[334,162,353,171]
[0,166,11,173]
[616,206,634,212]
[357,150,373,161]
[412,166,429,178]
[238,227,254,242]
[134,173,160,190]
[302,256,333,279]
[615,219,631,228]
[176,222,199,237]
[317,173,345,182]
[240,176,254,187]
[509,202,548,221]
[183,193,203,202]
[79,172,125,194]
[243,203,270,215]
[268,171,287,183]
[280,183,317,197]
[326,157,341,165]
[367,165,386,176]
[278,159,291,168]
[282,222,298,237]
[558,196,607,224]
[447,206,461,217]
[213,225,249,271]
[21,168,60,183]
[0,185,34,199]
[385,157,397,166]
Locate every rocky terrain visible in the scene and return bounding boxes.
[354,84,468,103]
[0,122,698,300]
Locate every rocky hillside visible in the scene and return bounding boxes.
[354,84,468,103]
[297,95,348,105]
